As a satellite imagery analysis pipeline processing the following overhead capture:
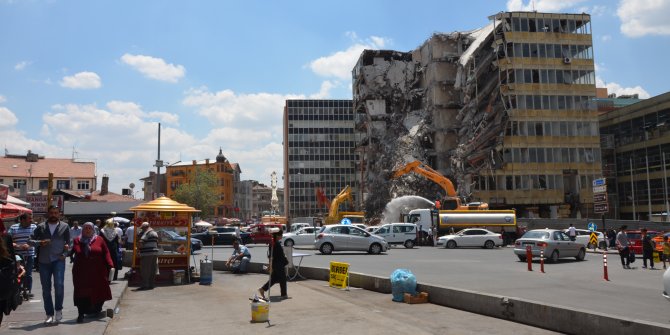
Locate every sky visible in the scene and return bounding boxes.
[1,0,669,195]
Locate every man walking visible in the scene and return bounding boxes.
[616,225,631,269]
[32,205,70,324]
[137,222,159,290]
[567,223,577,241]
[8,213,37,298]
[641,228,656,269]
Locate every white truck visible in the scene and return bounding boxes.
[373,223,431,248]
[406,208,516,236]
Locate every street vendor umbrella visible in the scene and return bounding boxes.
[194,220,212,228]
[111,216,130,224]
[0,202,32,220]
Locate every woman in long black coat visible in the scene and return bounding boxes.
[99,220,122,281]
[258,231,289,300]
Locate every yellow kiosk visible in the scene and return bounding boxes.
[129,197,199,285]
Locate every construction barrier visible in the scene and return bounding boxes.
[526,245,533,271]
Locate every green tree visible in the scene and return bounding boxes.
[172,167,218,217]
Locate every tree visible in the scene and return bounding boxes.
[172,168,218,217]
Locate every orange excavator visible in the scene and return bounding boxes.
[392,160,488,210]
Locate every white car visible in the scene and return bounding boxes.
[281,227,319,247]
[289,222,312,233]
[663,267,670,301]
[373,223,421,248]
[315,224,389,255]
[564,228,607,249]
[436,228,503,249]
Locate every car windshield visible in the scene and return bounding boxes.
[523,231,550,239]
[163,230,180,238]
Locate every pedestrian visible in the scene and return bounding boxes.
[71,222,114,323]
[31,205,70,324]
[0,236,18,326]
[500,227,507,246]
[136,222,159,290]
[8,213,36,298]
[567,223,577,241]
[69,221,82,263]
[258,231,289,300]
[226,239,251,273]
[124,224,135,250]
[662,235,669,270]
[100,219,122,281]
[608,229,617,248]
[616,225,631,269]
[640,228,656,269]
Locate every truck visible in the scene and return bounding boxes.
[406,208,516,236]
[324,185,366,225]
[392,160,488,210]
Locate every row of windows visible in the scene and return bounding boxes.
[505,69,595,85]
[289,141,357,148]
[288,168,356,176]
[601,108,670,147]
[288,135,357,143]
[506,95,596,111]
[287,114,354,121]
[505,121,599,137]
[506,16,591,34]
[507,43,593,60]
[289,155,356,162]
[287,127,354,134]
[474,174,597,191]
[287,107,352,115]
[617,178,670,207]
[288,147,353,156]
[611,146,670,176]
[502,147,602,164]
[286,100,352,108]
[8,179,90,190]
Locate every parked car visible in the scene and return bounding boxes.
[563,229,607,249]
[315,224,389,255]
[191,226,241,245]
[664,267,670,302]
[157,229,202,252]
[436,228,503,249]
[373,223,421,248]
[249,223,285,244]
[514,229,586,262]
[281,227,319,247]
[289,222,312,233]
[626,230,659,255]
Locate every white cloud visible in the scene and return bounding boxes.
[309,80,339,99]
[308,33,389,80]
[506,0,587,12]
[617,0,670,37]
[0,107,18,128]
[14,61,30,71]
[601,35,612,41]
[121,53,186,83]
[596,77,651,98]
[106,100,179,125]
[0,95,6,103]
[60,71,102,89]
[577,5,607,16]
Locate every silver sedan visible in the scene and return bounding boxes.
[514,229,586,262]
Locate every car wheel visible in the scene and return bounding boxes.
[369,243,382,254]
[598,241,607,249]
[284,239,294,247]
[320,243,333,255]
[404,240,415,249]
[576,248,586,261]
[587,242,596,249]
[446,240,457,249]
[549,250,559,263]
[484,240,495,249]
[518,255,527,262]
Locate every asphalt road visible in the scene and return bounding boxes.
[193,244,669,325]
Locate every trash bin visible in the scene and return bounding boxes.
[200,258,212,285]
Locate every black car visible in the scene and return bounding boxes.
[157,230,202,252]
[192,226,242,246]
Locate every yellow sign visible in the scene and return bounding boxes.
[589,233,598,247]
[329,261,349,288]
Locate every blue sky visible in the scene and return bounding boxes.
[1,0,668,194]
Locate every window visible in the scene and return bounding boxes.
[55,180,68,189]
[13,179,26,189]
[77,180,90,190]
[39,180,49,189]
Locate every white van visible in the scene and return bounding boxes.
[289,222,312,233]
[373,223,425,248]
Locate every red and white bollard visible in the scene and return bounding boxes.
[603,251,609,281]
[540,248,545,273]
[526,245,533,271]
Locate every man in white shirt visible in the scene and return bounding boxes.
[124,225,135,250]
[567,224,577,241]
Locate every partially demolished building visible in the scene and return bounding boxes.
[353,12,600,218]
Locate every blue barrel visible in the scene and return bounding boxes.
[200,259,213,285]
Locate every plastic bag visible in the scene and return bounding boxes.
[390,269,417,302]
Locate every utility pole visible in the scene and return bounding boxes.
[154,123,163,199]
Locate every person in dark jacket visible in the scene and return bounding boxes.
[136,222,159,290]
[0,235,18,326]
[99,219,122,280]
[641,228,656,270]
[258,231,289,300]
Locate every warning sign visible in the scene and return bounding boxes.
[329,261,349,289]
[589,233,598,247]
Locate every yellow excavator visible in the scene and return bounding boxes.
[324,185,366,225]
[392,160,488,210]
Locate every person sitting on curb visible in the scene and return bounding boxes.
[226,239,250,274]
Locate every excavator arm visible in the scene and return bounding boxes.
[327,185,353,219]
[392,161,458,197]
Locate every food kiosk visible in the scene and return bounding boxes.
[129,197,199,285]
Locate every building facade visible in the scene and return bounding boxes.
[599,92,670,220]
[352,11,600,218]
[282,99,360,219]
[165,149,235,217]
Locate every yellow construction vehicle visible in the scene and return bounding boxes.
[392,160,488,210]
[324,185,366,225]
